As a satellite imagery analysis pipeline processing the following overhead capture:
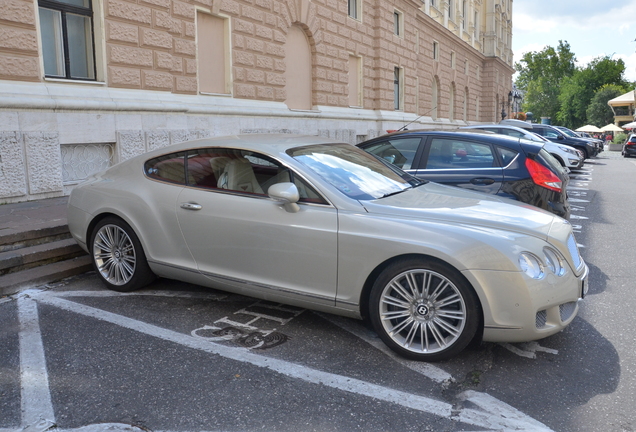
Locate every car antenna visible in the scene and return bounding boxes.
[396,106,437,132]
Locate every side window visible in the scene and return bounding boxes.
[145,152,187,184]
[362,138,421,169]
[495,146,519,167]
[534,127,560,139]
[426,138,496,169]
[183,148,328,204]
[499,129,525,138]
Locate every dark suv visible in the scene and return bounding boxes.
[623,134,636,158]
[530,124,598,159]
[358,130,571,219]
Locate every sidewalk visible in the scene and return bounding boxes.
[0,196,69,236]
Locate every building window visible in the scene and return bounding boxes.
[431,0,435,7]
[449,83,455,121]
[394,67,403,110]
[432,76,439,120]
[394,10,403,36]
[38,0,96,80]
[433,41,439,61]
[348,0,360,20]
[197,11,230,95]
[474,11,479,38]
[461,0,467,30]
[349,55,362,107]
[448,0,454,21]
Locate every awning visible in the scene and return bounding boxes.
[608,90,635,107]
[575,125,603,133]
[600,124,624,132]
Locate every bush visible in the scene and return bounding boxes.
[613,132,627,144]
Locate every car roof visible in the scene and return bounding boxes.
[359,129,543,150]
[142,134,345,158]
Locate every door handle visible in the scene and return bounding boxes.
[470,178,495,185]
[180,202,202,210]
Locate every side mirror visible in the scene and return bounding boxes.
[557,135,564,140]
[268,182,300,213]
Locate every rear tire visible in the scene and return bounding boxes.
[90,216,155,292]
[368,257,480,362]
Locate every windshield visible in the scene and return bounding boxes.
[288,143,422,200]
[558,128,577,137]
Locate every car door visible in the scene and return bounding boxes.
[175,148,339,306]
[415,135,504,195]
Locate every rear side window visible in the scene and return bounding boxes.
[145,152,187,184]
[425,138,496,169]
[362,137,421,169]
[495,146,519,167]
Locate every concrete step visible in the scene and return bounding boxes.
[0,220,72,252]
[0,237,87,276]
[0,255,93,296]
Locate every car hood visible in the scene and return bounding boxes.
[361,182,557,239]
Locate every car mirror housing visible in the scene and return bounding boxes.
[268,182,300,212]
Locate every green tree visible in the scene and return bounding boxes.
[556,56,629,128]
[587,84,631,127]
[514,41,576,121]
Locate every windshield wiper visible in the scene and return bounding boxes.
[381,189,409,198]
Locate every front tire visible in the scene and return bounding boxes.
[90,216,155,292]
[369,258,480,362]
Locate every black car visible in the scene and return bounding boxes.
[529,124,598,159]
[357,130,571,219]
[623,134,636,157]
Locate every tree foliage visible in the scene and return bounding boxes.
[587,84,631,127]
[515,40,633,128]
[514,41,576,121]
[556,57,629,128]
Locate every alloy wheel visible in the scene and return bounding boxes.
[379,269,467,355]
[92,224,137,286]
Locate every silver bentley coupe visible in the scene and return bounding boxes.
[67,134,588,361]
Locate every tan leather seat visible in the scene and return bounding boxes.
[218,158,264,194]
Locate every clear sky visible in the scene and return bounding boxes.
[512,0,636,83]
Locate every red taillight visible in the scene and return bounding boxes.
[525,158,562,192]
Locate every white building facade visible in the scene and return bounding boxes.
[0,0,514,203]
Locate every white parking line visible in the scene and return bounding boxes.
[22,289,553,432]
[17,295,56,430]
[317,313,454,384]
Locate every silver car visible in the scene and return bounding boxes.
[67,134,588,361]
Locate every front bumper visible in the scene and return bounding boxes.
[464,262,588,343]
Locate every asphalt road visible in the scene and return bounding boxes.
[1,150,635,432]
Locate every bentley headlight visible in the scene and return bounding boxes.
[544,247,566,277]
[519,253,545,279]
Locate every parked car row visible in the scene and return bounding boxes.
[496,119,602,159]
[68,132,588,362]
[461,123,584,170]
[358,128,572,219]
